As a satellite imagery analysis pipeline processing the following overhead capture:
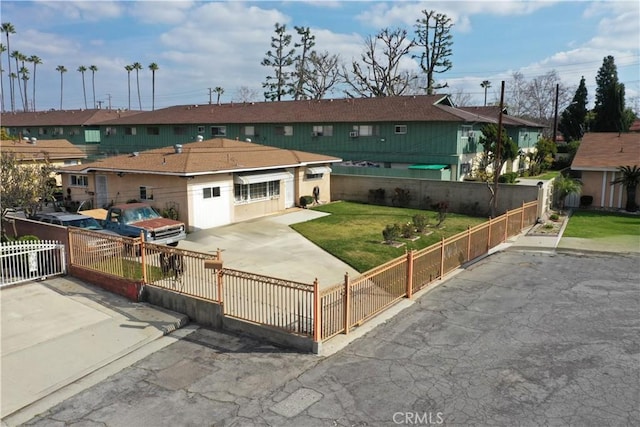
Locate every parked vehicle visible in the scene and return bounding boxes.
[31,212,104,230]
[102,203,186,246]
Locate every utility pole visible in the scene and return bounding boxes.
[552,83,559,143]
[491,80,506,218]
[96,100,104,109]
[208,88,213,105]
[106,93,112,110]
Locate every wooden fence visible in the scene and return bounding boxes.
[67,200,538,344]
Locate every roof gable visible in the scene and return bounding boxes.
[571,133,640,170]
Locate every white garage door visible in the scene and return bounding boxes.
[191,182,232,230]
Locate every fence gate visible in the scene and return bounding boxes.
[0,240,66,288]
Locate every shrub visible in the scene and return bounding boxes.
[549,213,560,221]
[412,214,428,232]
[161,206,179,220]
[299,195,314,208]
[498,172,518,183]
[391,187,411,207]
[401,222,415,238]
[432,201,449,227]
[382,224,401,242]
[18,235,39,241]
[368,188,386,205]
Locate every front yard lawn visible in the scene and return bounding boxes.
[291,201,486,272]
[563,210,640,239]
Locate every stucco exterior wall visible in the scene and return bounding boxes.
[579,170,626,209]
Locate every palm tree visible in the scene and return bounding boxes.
[214,86,224,105]
[132,62,142,110]
[611,165,640,212]
[124,64,133,110]
[480,80,491,107]
[89,65,98,108]
[2,23,16,112]
[55,65,67,110]
[553,174,582,212]
[10,50,23,110]
[77,65,88,109]
[19,65,29,111]
[148,62,158,111]
[0,43,6,112]
[28,55,42,111]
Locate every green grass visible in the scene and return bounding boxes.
[291,201,486,272]
[563,210,640,239]
[528,170,561,180]
[91,258,164,281]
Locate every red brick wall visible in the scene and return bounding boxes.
[69,265,142,301]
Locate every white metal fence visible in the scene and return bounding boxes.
[0,240,66,288]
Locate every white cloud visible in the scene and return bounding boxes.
[130,1,195,25]
[32,0,123,21]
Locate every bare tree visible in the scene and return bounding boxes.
[233,86,261,103]
[261,23,295,101]
[304,51,342,99]
[292,26,315,100]
[414,10,453,94]
[449,87,473,106]
[342,27,415,98]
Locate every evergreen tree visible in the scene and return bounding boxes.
[593,56,628,132]
[558,76,588,142]
[261,23,295,101]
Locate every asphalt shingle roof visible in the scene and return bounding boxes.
[571,133,640,170]
[0,138,87,161]
[0,109,143,127]
[60,138,341,176]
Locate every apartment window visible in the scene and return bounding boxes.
[275,125,293,136]
[461,126,472,138]
[22,128,31,135]
[70,175,88,187]
[38,128,47,135]
[52,127,64,136]
[353,125,378,136]
[125,127,137,136]
[105,127,117,136]
[173,126,187,135]
[139,186,153,201]
[312,125,333,137]
[203,187,221,199]
[197,126,205,133]
[211,126,226,136]
[394,125,407,135]
[69,128,80,136]
[243,126,255,136]
[147,127,160,135]
[234,180,280,203]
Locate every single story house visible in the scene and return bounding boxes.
[570,132,639,210]
[58,137,340,231]
[0,137,87,186]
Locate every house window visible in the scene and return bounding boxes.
[105,127,117,136]
[243,126,255,136]
[211,126,226,136]
[203,187,221,199]
[197,126,205,133]
[53,127,63,136]
[234,180,280,203]
[461,126,472,138]
[125,127,137,135]
[306,173,323,180]
[22,128,31,135]
[173,126,187,135]
[69,128,80,136]
[139,186,153,201]
[312,125,333,137]
[353,125,378,136]
[275,125,293,136]
[70,175,88,187]
[147,127,160,135]
[394,125,407,135]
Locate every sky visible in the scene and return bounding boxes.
[1,0,638,113]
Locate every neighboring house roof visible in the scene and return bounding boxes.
[94,95,499,126]
[0,109,144,127]
[0,138,87,161]
[629,118,640,132]
[458,106,546,128]
[571,133,640,171]
[59,138,341,176]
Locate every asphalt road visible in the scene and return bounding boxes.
[21,249,640,427]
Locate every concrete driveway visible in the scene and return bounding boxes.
[178,209,360,288]
[20,249,640,426]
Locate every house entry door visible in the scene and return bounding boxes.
[96,175,108,208]
[285,168,295,208]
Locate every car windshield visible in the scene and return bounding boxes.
[122,206,161,223]
[66,218,102,230]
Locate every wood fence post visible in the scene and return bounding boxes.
[520,201,525,230]
[313,278,320,342]
[140,231,147,284]
[439,237,445,280]
[217,270,224,306]
[466,225,471,262]
[406,250,414,299]
[504,210,508,243]
[67,228,74,265]
[487,217,492,251]
[343,273,350,335]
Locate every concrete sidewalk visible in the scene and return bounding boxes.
[0,277,187,424]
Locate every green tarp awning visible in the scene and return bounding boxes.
[408,164,448,170]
